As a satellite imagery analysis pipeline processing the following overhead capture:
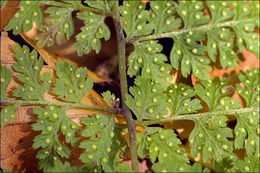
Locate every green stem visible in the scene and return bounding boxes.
[1,100,116,114]
[137,107,260,126]
[127,18,255,43]
[112,3,138,172]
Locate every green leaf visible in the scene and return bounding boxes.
[80,114,126,172]
[32,106,79,172]
[176,1,210,29]
[234,110,259,155]
[116,163,132,172]
[119,1,153,38]
[236,68,260,107]
[148,1,181,34]
[35,7,74,48]
[195,77,240,111]
[166,83,202,116]
[4,1,43,34]
[101,90,116,107]
[189,116,235,163]
[126,76,168,120]
[137,127,188,164]
[234,154,260,173]
[52,160,80,172]
[84,0,114,11]
[153,161,210,173]
[52,61,93,104]
[72,11,110,56]
[127,40,172,88]
[206,1,238,67]
[234,68,260,155]
[12,44,52,101]
[0,66,12,100]
[170,31,211,80]
[232,1,259,58]
[212,157,236,173]
[0,105,18,126]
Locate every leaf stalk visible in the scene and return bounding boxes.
[112,2,138,172]
[0,100,116,114]
[127,19,255,43]
[137,107,260,126]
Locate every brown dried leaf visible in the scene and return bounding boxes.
[0,0,19,30]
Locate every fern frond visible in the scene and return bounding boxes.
[149,1,181,34]
[195,78,240,111]
[0,105,18,126]
[72,11,111,56]
[4,1,43,34]
[126,76,168,120]
[80,114,126,172]
[0,66,12,100]
[234,154,260,173]
[32,106,79,172]
[166,83,202,116]
[101,91,116,107]
[189,115,236,163]
[127,41,171,88]
[12,44,52,101]
[52,61,93,104]
[153,161,210,173]
[119,1,153,38]
[35,7,74,48]
[234,68,260,155]
[137,127,188,163]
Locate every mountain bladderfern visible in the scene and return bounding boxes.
[1,0,259,172]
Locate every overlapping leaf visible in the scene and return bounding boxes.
[36,7,74,48]
[149,1,181,34]
[137,127,188,163]
[52,61,93,104]
[12,44,52,101]
[212,157,236,173]
[166,83,202,116]
[126,76,168,120]
[232,1,259,58]
[206,1,238,68]
[80,114,126,172]
[236,68,260,107]
[234,68,260,155]
[32,106,79,172]
[127,41,171,88]
[4,1,43,34]
[168,1,211,79]
[170,30,211,80]
[72,11,110,56]
[0,66,12,100]
[119,1,153,38]
[189,116,235,163]
[191,78,240,163]
[195,77,240,111]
